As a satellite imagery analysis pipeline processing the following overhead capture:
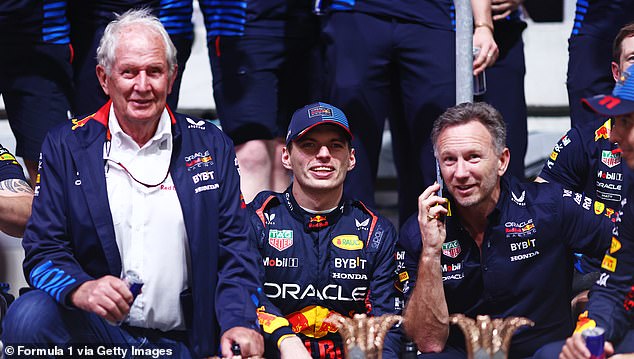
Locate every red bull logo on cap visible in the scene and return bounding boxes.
[308,106,333,118]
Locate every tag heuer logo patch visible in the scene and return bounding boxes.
[442,240,461,258]
[269,229,293,251]
[601,150,621,168]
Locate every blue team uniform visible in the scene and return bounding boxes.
[68,1,161,115]
[324,0,456,224]
[567,0,634,126]
[159,0,194,110]
[578,194,634,350]
[398,176,613,358]
[249,190,402,359]
[1,101,262,357]
[540,118,631,211]
[0,0,73,163]
[539,118,632,275]
[205,0,321,145]
[534,193,634,358]
[479,11,527,178]
[0,145,27,182]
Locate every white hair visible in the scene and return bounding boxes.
[96,8,177,76]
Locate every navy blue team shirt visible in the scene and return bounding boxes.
[0,0,70,44]
[540,118,632,211]
[398,175,613,358]
[571,0,634,39]
[584,190,634,344]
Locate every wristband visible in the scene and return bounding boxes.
[474,22,494,33]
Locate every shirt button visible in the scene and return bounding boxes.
[483,266,488,271]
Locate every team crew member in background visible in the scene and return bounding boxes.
[567,0,634,126]
[68,0,164,115]
[158,0,194,110]
[534,68,634,359]
[0,0,73,181]
[478,0,527,179]
[250,103,402,359]
[2,10,263,358]
[322,0,498,225]
[0,145,33,238]
[537,23,634,292]
[206,0,321,203]
[399,102,613,358]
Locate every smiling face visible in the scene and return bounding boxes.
[96,24,176,135]
[436,120,509,211]
[282,125,355,207]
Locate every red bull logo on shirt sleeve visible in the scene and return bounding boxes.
[257,308,291,334]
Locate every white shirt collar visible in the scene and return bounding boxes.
[107,105,172,153]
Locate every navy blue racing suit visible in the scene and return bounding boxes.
[581,191,634,348]
[539,119,633,275]
[398,176,613,358]
[249,189,403,359]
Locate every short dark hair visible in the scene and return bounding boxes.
[431,102,506,156]
[613,22,634,62]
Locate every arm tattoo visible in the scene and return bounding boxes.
[0,179,33,194]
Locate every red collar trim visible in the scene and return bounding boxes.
[88,100,177,139]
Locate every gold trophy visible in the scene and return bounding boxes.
[325,313,403,359]
[449,314,534,359]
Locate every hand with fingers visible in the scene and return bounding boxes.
[559,333,615,359]
[417,182,448,257]
[220,326,264,359]
[70,275,134,323]
[491,0,523,21]
[473,27,499,76]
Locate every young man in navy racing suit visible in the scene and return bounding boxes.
[248,102,403,359]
